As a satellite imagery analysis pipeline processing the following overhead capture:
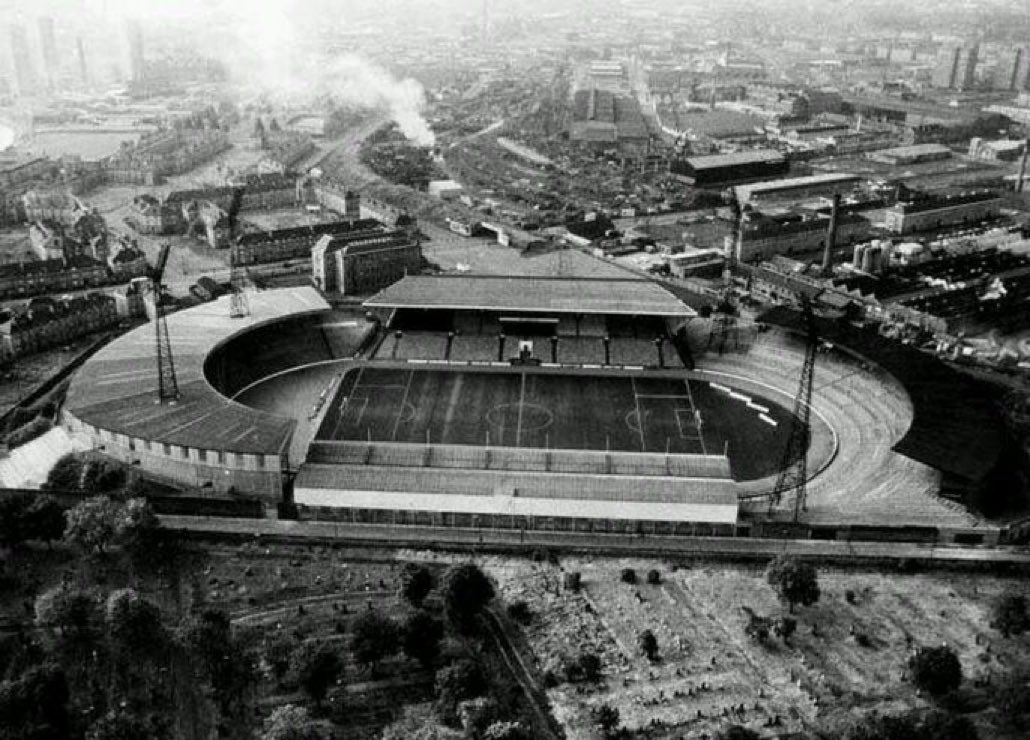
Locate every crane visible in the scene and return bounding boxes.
[150,243,179,403]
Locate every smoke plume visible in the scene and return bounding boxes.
[223,1,435,146]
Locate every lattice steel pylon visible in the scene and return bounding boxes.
[151,244,179,403]
[155,303,179,402]
[769,299,816,520]
[228,186,249,319]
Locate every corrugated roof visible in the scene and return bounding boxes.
[64,287,330,455]
[364,275,695,317]
[684,150,786,170]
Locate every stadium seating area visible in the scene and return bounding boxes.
[556,337,605,365]
[610,338,662,367]
[297,463,730,504]
[306,440,731,479]
[449,335,499,362]
[395,332,448,360]
[698,328,984,529]
[207,315,335,397]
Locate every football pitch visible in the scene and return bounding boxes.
[316,367,795,480]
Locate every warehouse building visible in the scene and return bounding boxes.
[884,190,1003,235]
[866,143,952,166]
[735,173,862,205]
[670,150,788,187]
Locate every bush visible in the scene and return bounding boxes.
[646,569,661,585]
[909,645,962,697]
[991,594,1029,638]
[578,651,602,682]
[638,629,659,662]
[399,563,434,609]
[620,568,637,584]
[506,601,532,625]
[351,610,400,670]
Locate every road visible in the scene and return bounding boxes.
[161,515,1030,567]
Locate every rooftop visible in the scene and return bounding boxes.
[63,287,330,455]
[735,173,861,201]
[682,149,785,170]
[365,275,695,317]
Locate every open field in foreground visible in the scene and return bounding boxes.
[482,555,1030,739]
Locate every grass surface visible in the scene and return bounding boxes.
[317,367,795,480]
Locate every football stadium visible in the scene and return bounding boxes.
[60,269,1010,544]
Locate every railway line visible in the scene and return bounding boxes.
[162,515,1030,567]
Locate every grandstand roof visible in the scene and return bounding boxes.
[365,275,695,317]
[64,287,330,455]
[295,463,739,524]
[759,306,1007,484]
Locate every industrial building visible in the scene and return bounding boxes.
[570,89,649,149]
[670,150,788,187]
[884,190,1003,235]
[736,210,871,262]
[734,173,862,205]
[866,143,952,166]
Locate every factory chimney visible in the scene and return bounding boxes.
[1016,138,1030,194]
[822,193,841,276]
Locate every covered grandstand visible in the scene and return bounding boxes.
[62,288,332,500]
[365,274,697,369]
[290,275,749,532]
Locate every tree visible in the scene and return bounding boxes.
[714,726,761,740]
[442,563,495,633]
[264,632,299,684]
[82,460,126,495]
[0,493,31,548]
[43,454,83,492]
[909,645,962,697]
[638,629,659,662]
[261,704,333,740]
[0,663,70,739]
[400,563,434,608]
[920,711,978,740]
[290,642,342,705]
[578,651,602,682]
[434,658,484,720]
[765,556,820,613]
[593,703,620,738]
[351,610,400,670]
[35,583,96,635]
[403,610,444,669]
[105,588,165,656]
[620,568,637,584]
[116,497,160,554]
[991,593,1029,638]
[86,707,161,740]
[25,495,66,547]
[269,118,282,133]
[646,569,662,585]
[64,496,121,553]
[844,713,921,740]
[179,608,257,730]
